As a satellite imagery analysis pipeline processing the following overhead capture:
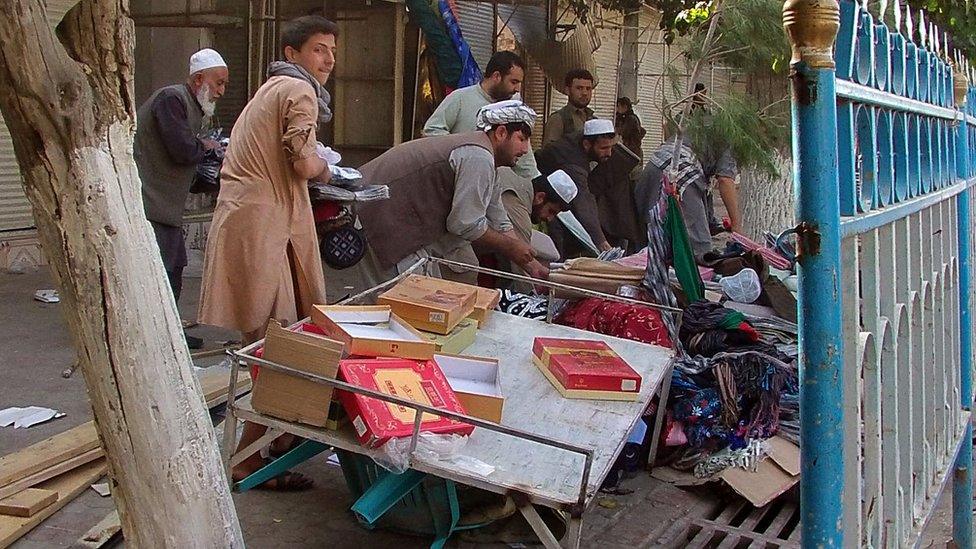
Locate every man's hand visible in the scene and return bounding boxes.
[523,259,549,280]
[201,138,219,152]
[598,241,613,252]
[507,237,536,267]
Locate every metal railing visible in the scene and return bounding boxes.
[787,1,974,546]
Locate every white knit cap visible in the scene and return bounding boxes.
[548,170,577,203]
[189,48,227,75]
[582,118,615,137]
[476,100,538,130]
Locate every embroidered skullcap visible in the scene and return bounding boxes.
[583,118,615,137]
[548,170,577,203]
[189,49,227,75]
[476,100,538,131]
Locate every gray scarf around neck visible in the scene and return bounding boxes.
[267,61,333,125]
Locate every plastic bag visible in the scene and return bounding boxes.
[719,267,762,303]
[315,142,342,165]
[374,433,493,476]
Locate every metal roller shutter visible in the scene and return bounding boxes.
[456,0,495,71]
[590,23,621,120]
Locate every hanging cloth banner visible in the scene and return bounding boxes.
[438,0,482,88]
[405,0,464,88]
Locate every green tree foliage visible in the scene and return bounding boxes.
[908,0,976,58]
[666,0,792,176]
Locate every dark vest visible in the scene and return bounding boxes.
[555,104,595,139]
[134,84,206,227]
[357,132,494,269]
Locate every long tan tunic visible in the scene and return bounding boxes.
[198,76,327,334]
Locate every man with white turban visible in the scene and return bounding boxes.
[346,101,550,290]
[134,47,229,349]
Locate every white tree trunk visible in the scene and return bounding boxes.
[739,151,795,241]
[0,1,243,546]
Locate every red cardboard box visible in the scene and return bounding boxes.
[532,337,641,401]
[338,358,474,448]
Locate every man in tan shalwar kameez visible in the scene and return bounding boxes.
[199,15,340,490]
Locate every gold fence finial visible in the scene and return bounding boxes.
[953,62,969,107]
[783,0,841,69]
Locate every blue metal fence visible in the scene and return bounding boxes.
[786,0,974,545]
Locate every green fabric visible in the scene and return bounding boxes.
[664,195,705,302]
[406,0,463,87]
[718,311,746,330]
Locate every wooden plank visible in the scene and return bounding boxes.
[0,448,103,501]
[0,368,248,501]
[761,502,798,539]
[73,510,121,549]
[0,489,57,518]
[0,458,107,548]
[0,422,100,491]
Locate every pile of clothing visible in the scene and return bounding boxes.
[661,301,799,474]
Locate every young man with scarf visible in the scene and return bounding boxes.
[199,15,338,490]
[134,48,228,349]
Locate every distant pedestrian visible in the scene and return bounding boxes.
[134,48,229,350]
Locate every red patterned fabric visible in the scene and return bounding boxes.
[555,298,674,349]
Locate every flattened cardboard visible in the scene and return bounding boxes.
[468,287,501,325]
[767,436,800,476]
[420,318,478,355]
[312,305,435,360]
[719,457,797,507]
[433,353,504,423]
[378,275,478,334]
[250,321,344,427]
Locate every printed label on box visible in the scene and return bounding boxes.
[429,312,446,323]
[353,415,367,436]
[621,379,638,392]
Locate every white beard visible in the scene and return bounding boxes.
[196,84,216,117]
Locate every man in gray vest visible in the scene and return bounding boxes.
[134,48,229,348]
[350,101,549,290]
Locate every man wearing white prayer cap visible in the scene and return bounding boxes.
[346,100,551,289]
[535,117,617,255]
[133,47,229,349]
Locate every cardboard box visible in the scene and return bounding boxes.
[251,321,344,427]
[433,353,504,423]
[468,287,501,325]
[338,358,474,448]
[420,318,478,354]
[651,436,800,507]
[532,338,641,401]
[312,305,435,360]
[377,275,478,334]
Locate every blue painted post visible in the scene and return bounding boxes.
[952,70,973,549]
[783,1,844,546]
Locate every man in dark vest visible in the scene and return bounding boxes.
[542,68,595,146]
[536,118,616,255]
[134,48,228,348]
[350,101,549,290]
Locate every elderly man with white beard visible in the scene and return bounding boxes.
[134,48,228,349]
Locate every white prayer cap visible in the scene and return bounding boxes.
[476,100,538,131]
[548,170,577,203]
[189,48,227,75]
[582,118,615,137]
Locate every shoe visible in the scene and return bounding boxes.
[185,332,204,350]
